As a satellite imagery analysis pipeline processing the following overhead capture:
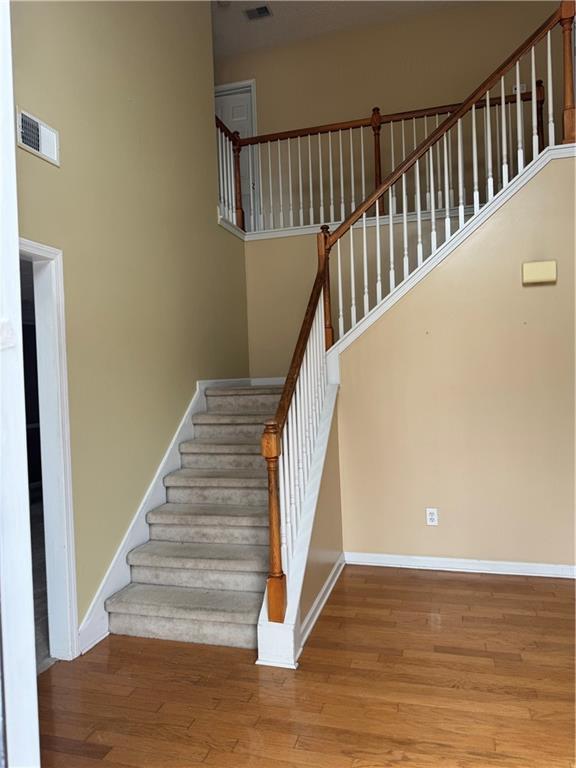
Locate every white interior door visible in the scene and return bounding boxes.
[215,81,257,230]
[0,3,41,766]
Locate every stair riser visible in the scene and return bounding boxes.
[180,453,264,470]
[150,524,268,545]
[166,486,267,505]
[109,613,257,649]
[193,423,265,440]
[131,565,267,592]
[206,394,280,413]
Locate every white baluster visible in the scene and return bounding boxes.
[349,228,356,327]
[413,118,419,209]
[248,145,255,231]
[216,132,223,217]
[279,427,290,564]
[402,172,409,280]
[516,61,524,172]
[531,46,539,160]
[508,101,514,178]
[228,139,236,225]
[287,402,297,548]
[547,31,555,146]
[485,90,494,200]
[308,135,314,224]
[337,239,344,338]
[429,147,437,253]
[390,121,397,213]
[257,144,264,230]
[495,102,502,189]
[360,127,366,199]
[448,127,454,207]
[267,142,274,228]
[288,139,294,227]
[415,157,423,266]
[501,77,509,185]
[424,115,431,210]
[443,132,451,240]
[435,114,443,208]
[472,104,480,214]
[328,132,335,222]
[362,211,368,315]
[349,128,356,213]
[318,133,324,223]
[277,140,284,228]
[375,194,382,303]
[457,118,465,228]
[388,186,395,290]
[297,136,304,226]
[338,130,345,220]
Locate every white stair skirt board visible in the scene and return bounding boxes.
[344,552,576,579]
[78,376,284,654]
[328,144,576,368]
[257,384,341,669]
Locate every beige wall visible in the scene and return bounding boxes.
[216,2,557,134]
[300,407,343,619]
[338,157,575,565]
[12,2,249,618]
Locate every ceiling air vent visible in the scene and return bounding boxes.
[245,5,272,21]
[17,109,60,166]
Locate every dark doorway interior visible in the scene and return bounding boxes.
[20,260,52,674]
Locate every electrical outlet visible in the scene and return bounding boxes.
[426,507,439,526]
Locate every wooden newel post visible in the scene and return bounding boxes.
[560,1,576,143]
[318,225,334,349]
[536,79,545,152]
[232,131,246,231]
[261,421,286,623]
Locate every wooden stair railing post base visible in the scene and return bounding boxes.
[318,225,334,349]
[232,131,246,231]
[560,1,576,143]
[261,421,286,623]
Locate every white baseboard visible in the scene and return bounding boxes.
[78,376,272,654]
[344,552,576,579]
[298,553,345,653]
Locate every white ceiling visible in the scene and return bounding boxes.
[211,1,457,59]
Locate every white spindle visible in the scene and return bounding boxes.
[485,90,494,200]
[216,131,223,217]
[435,114,443,208]
[495,102,502,189]
[472,104,480,214]
[228,140,235,224]
[267,142,274,228]
[516,61,524,172]
[222,136,229,219]
[277,140,284,228]
[448,129,454,207]
[390,122,397,213]
[413,118,419,210]
[308,135,314,224]
[349,129,355,213]
[337,239,344,338]
[429,147,437,253]
[257,144,264,230]
[248,145,255,231]
[362,212,368,315]
[349,228,356,327]
[501,77,509,185]
[415,158,423,266]
[297,137,304,226]
[508,101,514,178]
[388,186,395,290]
[328,132,335,222]
[279,425,290,564]
[288,140,294,227]
[360,128,366,199]
[375,196,382,303]
[424,115,431,209]
[457,118,465,228]
[443,132,451,240]
[318,134,324,223]
[401,173,409,280]
[547,31,555,146]
[339,130,345,220]
[531,46,539,159]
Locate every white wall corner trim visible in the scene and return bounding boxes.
[298,553,345,653]
[257,384,341,668]
[78,376,272,654]
[344,552,576,579]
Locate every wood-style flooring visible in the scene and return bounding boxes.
[38,566,575,767]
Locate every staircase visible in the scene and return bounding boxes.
[105,385,282,648]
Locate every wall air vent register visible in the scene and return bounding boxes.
[16,109,60,166]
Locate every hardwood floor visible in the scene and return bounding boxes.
[38,566,575,767]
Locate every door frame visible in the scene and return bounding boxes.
[214,79,258,135]
[20,238,79,662]
[0,3,41,765]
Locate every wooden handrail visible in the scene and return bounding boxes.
[328,6,563,247]
[215,116,236,143]
[236,90,543,148]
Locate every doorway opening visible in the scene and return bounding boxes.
[19,239,78,666]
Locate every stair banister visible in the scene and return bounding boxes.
[561,1,575,143]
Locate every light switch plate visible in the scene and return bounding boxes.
[522,260,557,285]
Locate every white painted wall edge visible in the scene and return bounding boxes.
[78,375,281,654]
[328,144,576,361]
[257,385,341,668]
[344,552,576,579]
[297,553,345,654]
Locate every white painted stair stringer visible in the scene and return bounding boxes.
[327,144,576,380]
